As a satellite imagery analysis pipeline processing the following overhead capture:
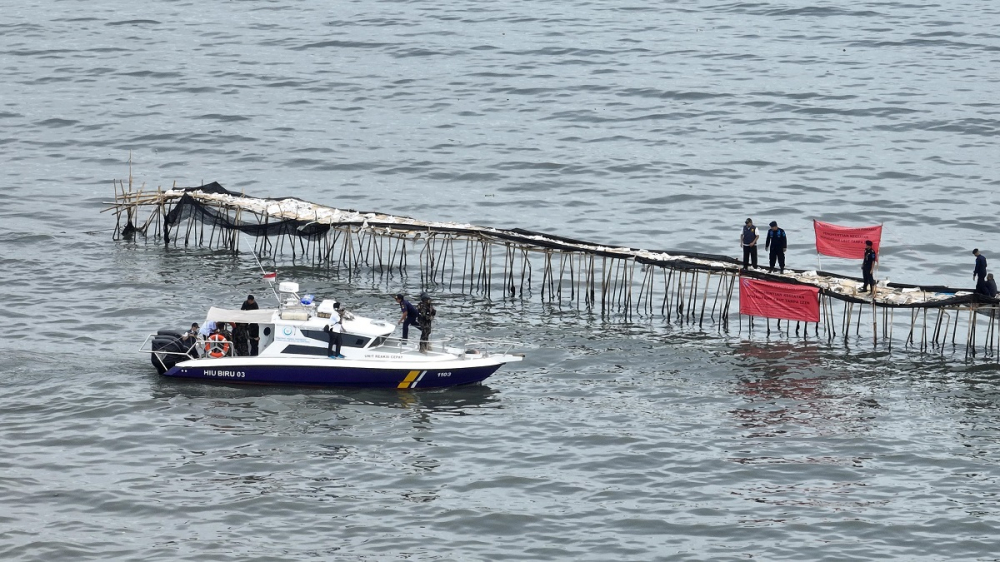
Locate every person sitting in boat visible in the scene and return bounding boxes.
[201,321,233,358]
[417,292,436,353]
[181,322,201,358]
[217,322,234,356]
[325,302,345,359]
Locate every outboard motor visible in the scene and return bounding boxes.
[150,329,198,375]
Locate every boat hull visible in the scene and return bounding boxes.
[161,356,510,388]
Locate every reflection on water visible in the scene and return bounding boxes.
[152,378,499,410]
[150,379,501,439]
[142,380,504,510]
[729,340,877,438]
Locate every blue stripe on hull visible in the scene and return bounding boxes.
[162,362,502,388]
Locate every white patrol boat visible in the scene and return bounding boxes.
[142,281,523,389]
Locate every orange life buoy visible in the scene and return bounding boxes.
[205,333,230,358]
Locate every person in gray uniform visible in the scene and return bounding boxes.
[740,218,759,270]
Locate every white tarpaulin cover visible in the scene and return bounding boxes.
[204,307,277,324]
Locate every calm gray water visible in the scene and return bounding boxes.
[3,1,1000,560]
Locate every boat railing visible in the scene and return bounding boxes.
[463,339,525,356]
[375,335,523,357]
[140,333,241,358]
[139,333,200,355]
[376,335,434,352]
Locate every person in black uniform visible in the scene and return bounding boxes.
[241,294,260,355]
[765,221,787,273]
[973,249,988,295]
[861,240,877,293]
[740,218,759,270]
[395,294,420,340]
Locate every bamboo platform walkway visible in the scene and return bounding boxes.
[106,181,1000,358]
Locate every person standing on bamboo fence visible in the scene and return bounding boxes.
[973,249,988,295]
[765,220,787,274]
[740,218,759,271]
[861,240,878,294]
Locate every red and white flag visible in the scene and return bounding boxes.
[813,220,882,259]
[739,277,820,323]
[263,271,277,282]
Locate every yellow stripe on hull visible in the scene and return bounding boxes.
[397,370,423,389]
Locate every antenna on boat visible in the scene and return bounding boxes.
[241,234,280,304]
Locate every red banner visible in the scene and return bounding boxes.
[813,220,882,259]
[739,277,820,323]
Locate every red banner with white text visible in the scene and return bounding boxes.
[813,220,882,259]
[739,277,820,323]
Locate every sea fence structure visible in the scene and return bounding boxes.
[107,181,1000,359]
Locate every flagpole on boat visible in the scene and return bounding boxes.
[242,233,280,304]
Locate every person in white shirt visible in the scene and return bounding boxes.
[198,321,216,338]
[326,302,344,359]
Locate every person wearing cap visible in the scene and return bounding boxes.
[765,220,787,273]
[181,322,201,358]
[740,218,759,270]
[395,294,420,340]
[241,294,260,355]
[417,292,437,353]
[861,240,878,293]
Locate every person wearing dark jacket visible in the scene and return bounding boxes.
[861,240,877,293]
[395,294,420,340]
[740,218,759,270]
[973,249,988,295]
[986,273,998,298]
[765,221,787,273]
[241,294,260,355]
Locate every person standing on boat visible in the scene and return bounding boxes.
[417,292,436,353]
[861,240,878,293]
[973,249,988,295]
[765,220,787,273]
[241,294,260,355]
[740,218,759,270]
[232,322,249,356]
[326,302,344,359]
[395,294,420,340]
